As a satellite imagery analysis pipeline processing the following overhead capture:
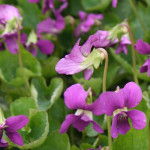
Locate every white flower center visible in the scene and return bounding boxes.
[113,107,128,116]
[75,109,93,120]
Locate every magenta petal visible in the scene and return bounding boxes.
[91,121,104,133]
[0,5,21,24]
[4,34,18,54]
[37,18,58,35]
[79,11,87,21]
[64,84,88,109]
[127,110,147,130]
[88,97,104,115]
[6,115,29,130]
[69,39,85,62]
[55,56,85,75]
[111,114,118,138]
[0,138,8,147]
[140,58,150,77]
[28,0,39,3]
[123,82,142,109]
[112,0,118,8]
[36,39,54,55]
[5,127,23,146]
[117,114,130,135]
[59,114,78,133]
[111,112,130,138]
[135,39,150,55]
[99,90,124,116]
[84,67,94,80]
[72,116,89,132]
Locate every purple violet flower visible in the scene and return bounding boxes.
[140,58,150,77]
[99,82,146,138]
[24,31,54,56]
[0,5,21,25]
[135,39,150,55]
[59,84,104,134]
[115,35,131,55]
[75,11,103,37]
[55,39,103,80]
[37,1,68,35]
[112,0,118,8]
[135,39,150,76]
[0,5,23,54]
[0,115,29,147]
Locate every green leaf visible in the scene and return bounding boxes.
[113,112,149,150]
[80,143,94,150]
[10,97,38,116]
[0,49,41,87]
[31,77,63,111]
[17,0,40,29]
[72,145,80,150]
[81,0,111,12]
[33,130,70,150]
[41,56,59,78]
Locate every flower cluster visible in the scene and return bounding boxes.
[60,82,146,139]
[135,39,150,76]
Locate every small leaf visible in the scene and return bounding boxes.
[31,77,63,111]
[33,130,70,150]
[10,97,38,116]
[81,0,111,12]
[0,49,41,87]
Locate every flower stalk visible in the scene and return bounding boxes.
[98,48,112,150]
[121,23,139,85]
[17,22,30,96]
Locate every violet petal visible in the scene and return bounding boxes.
[140,58,150,77]
[99,90,124,116]
[4,34,18,54]
[123,82,142,109]
[64,84,88,110]
[5,127,23,146]
[5,115,29,130]
[36,39,54,55]
[135,39,150,55]
[84,66,94,80]
[0,5,21,24]
[28,0,39,3]
[112,0,118,8]
[127,110,147,130]
[91,120,104,133]
[59,114,79,133]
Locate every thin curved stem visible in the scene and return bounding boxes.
[121,23,139,85]
[97,48,112,150]
[128,0,147,36]
[17,22,30,96]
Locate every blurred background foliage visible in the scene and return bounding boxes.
[0,0,150,150]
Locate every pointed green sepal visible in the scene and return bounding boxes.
[0,108,5,125]
[26,30,37,45]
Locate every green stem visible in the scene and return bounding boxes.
[149,120,150,150]
[121,23,139,85]
[98,48,112,150]
[17,23,30,96]
[128,0,147,36]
